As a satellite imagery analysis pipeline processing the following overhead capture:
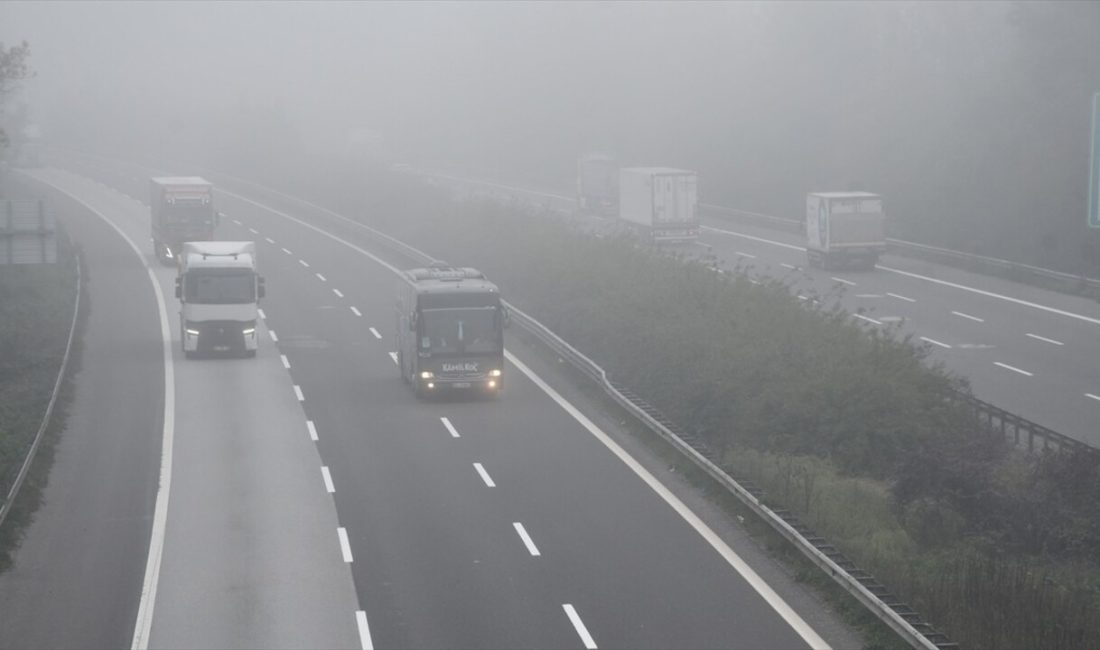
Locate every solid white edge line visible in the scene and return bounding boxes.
[951,311,985,323]
[217,185,830,649]
[369,327,382,339]
[994,362,1033,377]
[887,292,916,303]
[513,522,541,556]
[307,420,319,441]
[321,466,335,493]
[337,527,353,562]
[855,294,883,298]
[351,306,362,317]
[473,462,496,487]
[780,263,796,270]
[507,351,830,649]
[830,277,855,286]
[562,604,598,650]
[294,384,305,401]
[333,288,344,298]
[734,251,756,259]
[316,273,327,282]
[440,417,460,438]
[920,336,952,349]
[1087,393,1100,403]
[280,354,290,369]
[355,611,374,650]
[269,330,279,342]
[1026,333,1064,346]
[854,313,882,325]
[701,225,806,252]
[26,174,174,650]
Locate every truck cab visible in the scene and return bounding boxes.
[175,241,265,358]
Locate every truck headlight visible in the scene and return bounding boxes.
[185,328,200,337]
[420,371,434,379]
[242,328,256,336]
[489,369,502,377]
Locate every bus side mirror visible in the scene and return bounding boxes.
[174,277,182,300]
[258,276,266,299]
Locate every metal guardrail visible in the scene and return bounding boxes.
[948,389,1098,457]
[0,245,82,529]
[162,164,955,650]
[1,198,58,264]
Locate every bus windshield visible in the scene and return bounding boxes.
[420,307,501,355]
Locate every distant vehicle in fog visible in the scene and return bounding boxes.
[395,262,506,398]
[618,167,700,243]
[804,191,886,271]
[175,241,265,359]
[576,153,619,216]
[150,176,219,264]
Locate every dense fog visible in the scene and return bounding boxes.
[2,1,1098,271]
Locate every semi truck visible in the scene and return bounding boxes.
[395,263,505,397]
[150,177,219,264]
[175,241,265,359]
[804,192,886,271]
[618,167,700,243]
[576,153,619,216]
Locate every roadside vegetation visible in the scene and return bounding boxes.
[0,222,79,569]
[297,167,1100,649]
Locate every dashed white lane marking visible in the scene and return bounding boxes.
[1087,393,1100,403]
[855,293,882,299]
[563,604,597,649]
[952,311,985,323]
[337,527,353,562]
[879,316,903,323]
[1026,333,1064,346]
[369,327,382,339]
[854,314,882,325]
[350,306,362,317]
[333,288,344,298]
[293,385,304,401]
[265,237,275,244]
[321,466,335,493]
[994,362,1033,377]
[282,247,293,255]
[316,273,327,282]
[780,263,796,270]
[887,292,916,302]
[830,276,856,286]
[258,308,266,320]
[749,279,760,285]
[280,354,290,369]
[355,611,374,650]
[921,336,952,349]
[797,295,808,301]
[388,352,398,365]
[735,251,756,259]
[307,420,319,441]
[473,463,496,487]
[441,417,460,438]
[513,522,540,557]
[299,259,310,268]
[232,219,242,226]
[269,330,279,342]
[248,227,259,235]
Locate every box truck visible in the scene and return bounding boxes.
[618,167,699,243]
[805,192,886,271]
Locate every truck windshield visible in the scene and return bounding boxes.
[185,269,255,304]
[420,307,500,355]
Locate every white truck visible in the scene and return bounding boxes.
[618,167,700,243]
[175,241,265,358]
[576,153,619,215]
[805,192,886,271]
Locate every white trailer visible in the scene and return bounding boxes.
[175,241,265,358]
[805,192,886,271]
[618,167,699,243]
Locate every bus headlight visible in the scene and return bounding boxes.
[489,369,502,377]
[420,371,434,379]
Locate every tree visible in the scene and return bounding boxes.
[0,41,33,150]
